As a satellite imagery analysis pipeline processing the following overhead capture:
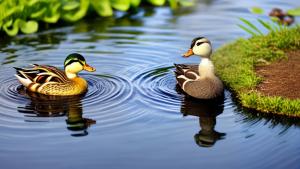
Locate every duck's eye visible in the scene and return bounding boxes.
[196,42,204,46]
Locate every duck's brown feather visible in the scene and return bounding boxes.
[183,77,223,99]
[15,64,70,84]
[174,64,223,99]
[174,64,199,87]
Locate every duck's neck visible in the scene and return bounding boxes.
[65,71,78,79]
[198,58,215,77]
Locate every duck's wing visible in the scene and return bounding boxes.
[174,64,199,77]
[183,78,224,99]
[174,64,200,88]
[14,64,70,84]
[33,65,70,83]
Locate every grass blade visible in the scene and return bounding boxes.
[257,19,272,31]
[239,18,264,35]
[238,24,258,36]
[270,20,280,32]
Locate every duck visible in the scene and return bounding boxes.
[174,37,223,99]
[14,53,96,96]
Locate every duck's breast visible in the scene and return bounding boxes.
[184,77,223,99]
[38,78,88,95]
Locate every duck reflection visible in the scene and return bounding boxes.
[17,86,96,137]
[180,92,226,147]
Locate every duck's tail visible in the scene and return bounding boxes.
[174,64,185,76]
[14,67,34,87]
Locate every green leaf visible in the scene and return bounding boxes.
[111,0,131,11]
[239,18,263,36]
[178,0,194,7]
[238,24,258,37]
[28,0,39,7]
[169,0,178,9]
[0,7,19,21]
[287,7,300,16]
[43,3,61,23]
[63,1,80,11]
[30,8,47,18]
[63,0,89,22]
[19,20,38,34]
[43,13,60,23]
[250,7,264,14]
[131,0,141,7]
[50,3,61,14]
[3,19,20,36]
[4,19,13,27]
[91,0,113,17]
[148,0,166,6]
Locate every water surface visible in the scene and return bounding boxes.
[1,0,300,169]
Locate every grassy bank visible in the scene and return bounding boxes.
[212,26,300,117]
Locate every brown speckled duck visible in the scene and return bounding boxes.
[175,37,223,99]
[14,53,96,96]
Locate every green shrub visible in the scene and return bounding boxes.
[0,0,194,36]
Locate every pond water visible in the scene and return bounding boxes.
[0,0,300,169]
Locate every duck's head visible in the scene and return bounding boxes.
[64,53,95,78]
[183,37,212,58]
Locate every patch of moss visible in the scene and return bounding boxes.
[212,26,300,116]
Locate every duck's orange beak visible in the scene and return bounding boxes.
[83,63,96,72]
[182,49,194,58]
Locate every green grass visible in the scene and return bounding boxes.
[212,26,300,117]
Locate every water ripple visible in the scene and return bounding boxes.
[0,0,300,167]
[0,68,141,137]
[132,65,182,114]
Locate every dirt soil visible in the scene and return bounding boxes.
[255,50,300,99]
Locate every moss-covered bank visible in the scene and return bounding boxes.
[212,26,300,117]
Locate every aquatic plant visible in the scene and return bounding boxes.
[238,17,289,36]
[0,0,194,36]
[250,6,300,16]
[238,7,300,36]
